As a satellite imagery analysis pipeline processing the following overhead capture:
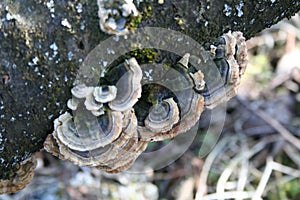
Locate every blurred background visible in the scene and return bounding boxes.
[1,12,300,200]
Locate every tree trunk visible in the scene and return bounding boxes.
[0,0,299,179]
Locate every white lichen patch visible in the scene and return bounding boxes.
[76,3,83,13]
[5,12,14,20]
[0,133,3,143]
[10,117,16,122]
[46,0,55,18]
[61,18,72,29]
[143,69,153,81]
[50,42,58,51]
[48,114,54,120]
[67,51,74,61]
[28,56,39,67]
[49,42,58,59]
[106,48,115,55]
[0,101,4,110]
[235,1,244,17]
[80,20,85,30]
[223,4,232,17]
[158,0,164,4]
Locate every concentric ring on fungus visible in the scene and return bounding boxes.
[43,31,248,175]
[137,53,206,141]
[144,98,180,133]
[44,57,146,173]
[202,31,248,109]
[93,85,117,103]
[108,58,143,112]
[55,109,123,151]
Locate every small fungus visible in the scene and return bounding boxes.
[178,53,190,68]
[71,84,94,99]
[0,156,37,194]
[67,98,79,110]
[93,85,117,103]
[204,31,248,108]
[55,109,123,151]
[108,58,143,112]
[84,93,104,112]
[97,0,139,35]
[144,98,180,133]
[189,70,206,92]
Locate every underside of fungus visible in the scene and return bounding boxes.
[0,156,37,194]
[43,31,248,175]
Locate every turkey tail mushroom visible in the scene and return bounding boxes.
[109,57,143,112]
[144,98,180,133]
[0,156,37,194]
[43,31,248,175]
[204,31,248,109]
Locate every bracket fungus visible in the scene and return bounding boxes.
[144,98,180,133]
[44,107,147,172]
[97,0,139,35]
[71,83,94,99]
[190,70,206,92]
[43,31,248,175]
[55,109,123,151]
[44,57,146,173]
[203,31,248,109]
[136,53,206,141]
[108,58,143,112]
[0,156,37,194]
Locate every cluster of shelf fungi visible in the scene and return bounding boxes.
[0,30,248,194]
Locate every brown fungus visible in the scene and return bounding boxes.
[43,31,248,175]
[189,70,206,92]
[203,31,248,109]
[71,83,94,99]
[97,109,147,173]
[109,58,143,112]
[84,93,104,113]
[137,54,206,141]
[44,107,146,172]
[138,92,205,141]
[55,109,123,151]
[144,98,180,133]
[0,156,37,194]
[221,31,248,86]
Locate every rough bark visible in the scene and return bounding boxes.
[0,0,299,179]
